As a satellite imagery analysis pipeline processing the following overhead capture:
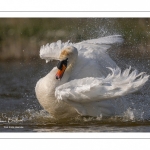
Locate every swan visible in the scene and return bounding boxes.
[35,35,149,118]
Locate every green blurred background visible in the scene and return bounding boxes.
[0,18,150,61]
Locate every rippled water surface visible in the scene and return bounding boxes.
[0,57,150,132]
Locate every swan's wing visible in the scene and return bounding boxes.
[55,67,149,116]
[39,35,123,64]
[69,35,123,79]
[40,40,73,62]
[57,68,149,117]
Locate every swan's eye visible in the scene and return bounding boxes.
[57,58,68,70]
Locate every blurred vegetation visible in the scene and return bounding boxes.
[0,18,150,61]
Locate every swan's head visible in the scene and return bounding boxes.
[56,46,78,80]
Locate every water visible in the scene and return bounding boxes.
[0,57,150,132]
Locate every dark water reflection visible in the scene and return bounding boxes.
[0,57,150,132]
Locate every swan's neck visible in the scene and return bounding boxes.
[35,54,78,117]
[46,61,76,91]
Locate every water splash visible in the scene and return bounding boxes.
[122,108,135,121]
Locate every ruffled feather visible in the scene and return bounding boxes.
[55,67,149,103]
[40,40,73,62]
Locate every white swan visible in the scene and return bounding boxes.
[35,35,149,118]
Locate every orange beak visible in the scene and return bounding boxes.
[56,64,67,80]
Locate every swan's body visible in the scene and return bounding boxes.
[35,35,149,118]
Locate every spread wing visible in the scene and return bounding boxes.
[39,35,124,81]
[39,35,123,64]
[55,67,149,116]
[55,67,149,102]
[69,35,124,79]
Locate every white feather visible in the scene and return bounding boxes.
[55,67,149,103]
[40,40,73,62]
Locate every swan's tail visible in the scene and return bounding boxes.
[55,67,149,103]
